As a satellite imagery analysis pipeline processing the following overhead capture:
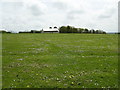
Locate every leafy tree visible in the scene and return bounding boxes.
[84,28,89,33]
[59,26,67,33]
[59,26,106,34]
[93,30,96,33]
[72,28,78,33]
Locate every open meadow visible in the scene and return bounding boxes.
[2,33,118,88]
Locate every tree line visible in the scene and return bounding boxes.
[0,30,11,33]
[59,26,106,34]
[0,26,107,34]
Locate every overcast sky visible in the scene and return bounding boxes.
[0,0,119,32]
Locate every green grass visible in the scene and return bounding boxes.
[2,33,118,88]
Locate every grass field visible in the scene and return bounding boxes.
[2,33,118,88]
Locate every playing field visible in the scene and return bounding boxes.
[2,33,118,88]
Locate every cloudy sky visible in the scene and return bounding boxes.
[0,0,119,32]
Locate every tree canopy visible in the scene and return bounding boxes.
[59,26,106,34]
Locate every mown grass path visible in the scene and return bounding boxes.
[2,33,118,88]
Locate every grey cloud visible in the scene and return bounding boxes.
[28,5,44,16]
[98,8,116,19]
[98,15,111,19]
[1,2,23,9]
[52,1,68,10]
[1,2,25,27]
[118,1,120,31]
[68,10,84,15]
[0,0,118,32]
[67,10,85,19]
[67,14,74,19]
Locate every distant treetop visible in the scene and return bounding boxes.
[59,25,106,34]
